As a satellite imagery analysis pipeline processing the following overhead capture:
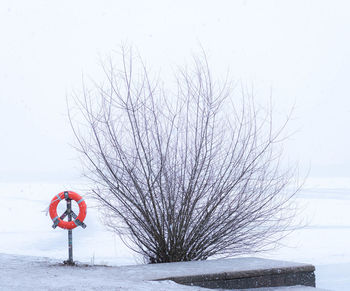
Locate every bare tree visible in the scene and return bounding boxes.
[69,49,299,263]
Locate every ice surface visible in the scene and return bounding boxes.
[0,180,349,290]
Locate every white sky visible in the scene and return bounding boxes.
[0,0,349,182]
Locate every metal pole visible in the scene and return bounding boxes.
[67,198,74,265]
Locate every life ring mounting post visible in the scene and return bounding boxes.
[49,191,87,265]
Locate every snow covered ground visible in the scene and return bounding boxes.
[0,253,324,291]
[0,178,349,290]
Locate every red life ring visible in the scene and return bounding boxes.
[49,191,87,230]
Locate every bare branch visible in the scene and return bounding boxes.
[69,49,301,263]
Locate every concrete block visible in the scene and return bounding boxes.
[150,257,316,289]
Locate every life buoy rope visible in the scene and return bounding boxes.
[49,191,87,230]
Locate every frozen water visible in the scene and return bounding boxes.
[0,178,349,290]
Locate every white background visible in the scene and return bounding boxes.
[1,2,350,289]
[1,0,349,182]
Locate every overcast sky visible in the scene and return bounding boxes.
[0,0,349,182]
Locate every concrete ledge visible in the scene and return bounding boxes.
[150,257,315,289]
